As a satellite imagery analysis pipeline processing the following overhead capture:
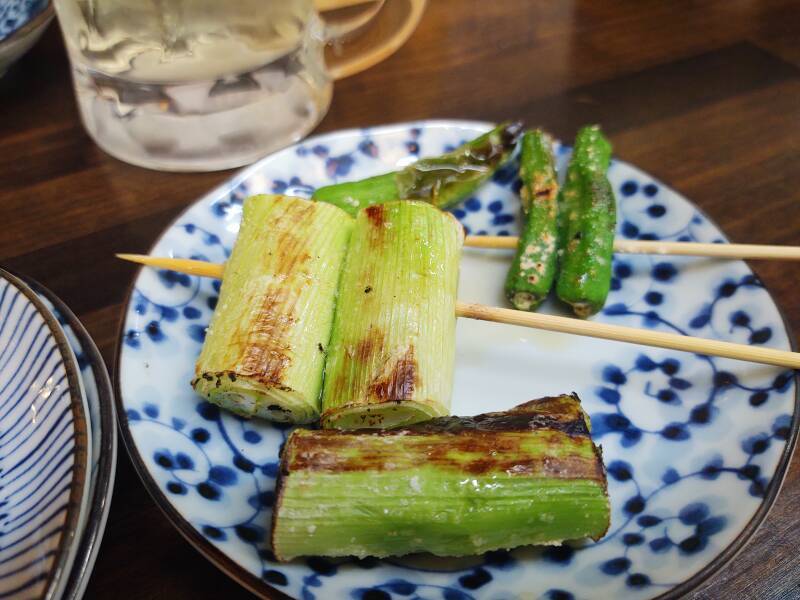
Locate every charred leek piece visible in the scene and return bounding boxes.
[272,394,610,560]
[320,201,463,430]
[192,194,353,423]
[312,122,523,215]
[504,129,559,311]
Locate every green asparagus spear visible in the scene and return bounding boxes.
[503,130,559,311]
[312,122,523,215]
[556,126,616,318]
[271,394,610,560]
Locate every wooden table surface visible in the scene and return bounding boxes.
[2,1,799,598]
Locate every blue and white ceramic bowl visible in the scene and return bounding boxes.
[0,267,90,599]
[0,0,52,75]
[116,121,798,599]
[24,276,117,600]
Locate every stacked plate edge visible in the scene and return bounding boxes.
[0,267,116,599]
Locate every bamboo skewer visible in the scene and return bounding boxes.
[457,302,799,369]
[463,235,800,260]
[116,254,800,369]
[118,254,225,278]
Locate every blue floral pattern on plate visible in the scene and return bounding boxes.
[116,120,798,599]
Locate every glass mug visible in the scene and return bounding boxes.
[52,0,426,172]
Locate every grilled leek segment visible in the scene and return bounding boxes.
[312,122,523,215]
[271,394,610,560]
[320,201,464,430]
[192,194,353,423]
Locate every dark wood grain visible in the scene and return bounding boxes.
[1,1,799,598]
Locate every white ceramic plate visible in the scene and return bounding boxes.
[116,121,797,600]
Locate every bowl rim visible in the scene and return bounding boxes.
[111,119,800,600]
[0,266,90,600]
[19,274,118,600]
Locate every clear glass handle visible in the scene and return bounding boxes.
[314,0,427,80]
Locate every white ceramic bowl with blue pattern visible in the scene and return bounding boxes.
[23,275,117,600]
[116,121,798,600]
[0,267,90,599]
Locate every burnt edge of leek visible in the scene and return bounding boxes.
[286,394,605,480]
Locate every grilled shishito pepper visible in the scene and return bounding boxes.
[504,129,559,311]
[321,200,464,430]
[312,122,523,215]
[192,194,353,423]
[556,126,616,318]
[271,394,610,560]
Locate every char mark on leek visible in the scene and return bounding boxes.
[367,345,418,402]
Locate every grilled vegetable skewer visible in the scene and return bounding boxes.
[192,194,353,423]
[312,122,523,215]
[120,253,800,370]
[321,201,464,429]
[504,130,559,311]
[119,233,800,259]
[271,394,610,560]
[556,125,616,318]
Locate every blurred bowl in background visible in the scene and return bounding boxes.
[0,0,54,76]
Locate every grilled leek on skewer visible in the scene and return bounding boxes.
[192,194,353,423]
[321,200,464,429]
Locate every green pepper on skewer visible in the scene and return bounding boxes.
[557,125,612,247]
[555,125,616,318]
[312,122,523,215]
[504,129,559,311]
